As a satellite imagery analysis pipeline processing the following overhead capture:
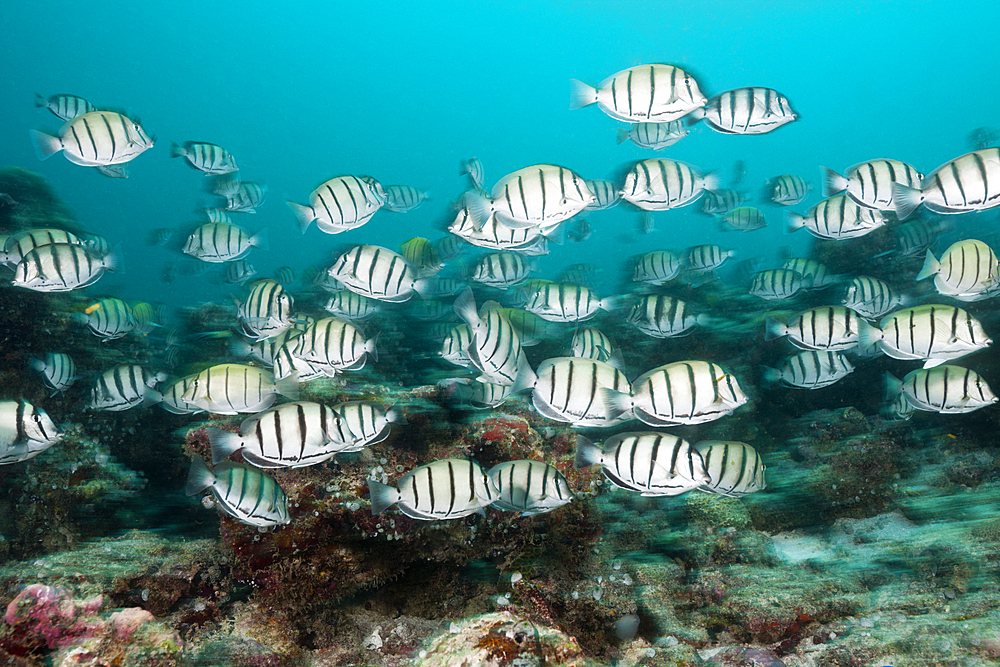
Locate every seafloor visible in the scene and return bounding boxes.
[2,168,999,667]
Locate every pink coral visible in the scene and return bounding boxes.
[108,608,155,641]
[3,584,104,649]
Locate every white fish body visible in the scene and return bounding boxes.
[171,141,238,174]
[0,399,63,465]
[695,87,797,135]
[916,239,1000,301]
[183,222,267,263]
[186,457,290,527]
[570,64,707,123]
[12,243,117,292]
[787,194,886,240]
[453,289,533,387]
[694,441,766,497]
[627,295,706,339]
[749,269,807,300]
[368,458,498,520]
[30,110,154,166]
[765,306,860,351]
[290,317,377,373]
[616,121,688,149]
[89,364,165,411]
[332,401,405,450]
[181,363,299,415]
[822,159,923,211]
[763,350,854,389]
[575,432,709,496]
[842,276,905,319]
[237,279,295,341]
[621,159,718,211]
[528,357,632,428]
[894,148,1000,219]
[522,282,615,323]
[465,164,594,230]
[30,352,77,395]
[859,304,991,369]
[632,250,683,284]
[327,244,422,302]
[488,460,574,516]
[287,176,386,233]
[887,366,998,414]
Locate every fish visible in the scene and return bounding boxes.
[583,179,622,210]
[207,401,357,468]
[368,458,499,520]
[231,328,303,367]
[464,164,594,230]
[764,174,810,206]
[603,360,748,427]
[0,399,63,465]
[237,279,295,340]
[461,157,485,189]
[779,258,838,289]
[400,237,444,278]
[570,327,617,364]
[567,218,592,242]
[627,295,708,339]
[694,441,766,497]
[441,324,475,368]
[11,243,118,292]
[224,259,257,284]
[487,460,574,516]
[916,239,1000,301]
[763,350,854,389]
[433,235,467,262]
[701,189,748,215]
[685,245,734,273]
[332,401,406,449]
[0,227,83,267]
[290,317,378,374]
[439,378,513,409]
[95,164,128,179]
[620,159,718,211]
[181,363,299,415]
[894,149,1000,219]
[749,269,808,300]
[273,344,327,383]
[470,252,535,288]
[502,309,559,346]
[689,87,797,134]
[383,185,429,212]
[171,141,238,174]
[147,228,174,247]
[201,207,233,224]
[324,290,381,321]
[182,222,268,263]
[453,288,533,386]
[719,206,767,232]
[841,276,906,319]
[287,175,386,233]
[632,250,683,285]
[327,244,424,302]
[273,266,296,284]
[225,181,267,213]
[570,64,707,123]
[30,352,77,395]
[858,304,992,368]
[615,121,688,149]
[186,456,290,527]
[30,110,155,166]
[521,282,617,323]
[765,306,861,351]
[895,218,941,257]
[210,173,241,198]
[822,159,923,211]
[158,375,205,415]
[524,357,632,428]
[575,432,710,496]
[78,297,136,341]
[886,365,998,414]
[88,364,165,411]
[34,93,95,121]
[448,208,553,250]
[787,194,886,239]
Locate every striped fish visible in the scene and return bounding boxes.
[324,290,381,321]
[211,173,241,198]
[272,343,327,383]
[765,306,860,351]
[158,375,205,415]
[685,245,734,272]
[895,149,1000,219]
[30,110,154,166]
[231,328,303,367]
[129,302,161,335]
[453,288,534,386]
[603,360,748,427]
[779,258,837,289]
[400,237,444,278]
[225,181,267,213]
[287,175,385,233]
[822,159,923,211]
[224,259,257,284]
[439,377,513,409]
[461,157,485,189]
[632,250,683,285]
[503,309,559,346]
[34,93,95,121]
[30,352,77,395]
[896,218,941,257]
[575,432,710,496]
[886,365,998,414]
[433,235,467,262]
[570,327,616,363]
[327,244,423,302]
[201,207,233,224]
[488,460,574,516]
[763,350,854,389]
[526,357,632,428]
[186,457,290,527]
[383,185,429,212]
[368,458,498,519]
[464,164,594,230]
[787,194,886,239]
[693,87,797,135]
[615,121,688,149]
[96,164,128,178]
[470,252,535,288]
[273,266,296,284]
[765,174,811,206]
[694,441,766,497]
[917,239,1000,301]
[441,324,475,368]
[181,363,299,414]
[207,401,356,468]
[701,189,748,215]
[842,276,905,319]
[859,304,992,368]
[0,228,83,267]
[332,401,406,450]
[448,209,550,250]
[170,141,238,174]
[290,317,377,373]
[237,279,295,341]
[0,399,63,465]
[570,64,707,122]
[89,364,165,411]
[79,297,136,341]
[183,222,267,263]
[11,242,118,292]
[584,179,623,210]
[627,294,707,339]
[621,158,718,211]
[720,206,767,232]
[749,269,807,300]
[522,282,616,323]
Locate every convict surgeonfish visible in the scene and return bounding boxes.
[694,441,766,497]
[464,164,594,231]
[448,208,554,251]
[822,159,923,211]
[324,290,381,321]
[787,194,886,240]
[779,258,838,289]
[583,179,622,210]
[522,357,632,428]
[719,206,766,232]
[896,218,943,257]
[570,327,617,364]
[503,309,559,346]
[0,228,83,267]
[399,237,444,278]
[616,121,688,149]
[237,279,295,341]
[183,222,267,263]
[690,87,797,134]
[12,243,119,292]
[521,282,617,323]
[859,304,992,369]
[30,110,155,166]
[763,350,855,389]
[621,159,718,211]
[701,189,748,215]
[0,399,63,465]
[224,260,257,284]
[225,181,267,213]
[288,175,386,233]
[886,365,998,415]
[842,276,906,320]
[368,458,499,520]
[439,377,514,409]
[332,401,406,450]
[685,245,735,274]
[327,244,425,302]
[632,250,683,285]
[454,288,534,386]
[570,64,707,123]
[749,269,808,300]
[383,184,429,212]
[181,363,299,414]
[207,401,356,468]
[439,324,473,368]
[158,375,205,415]
[471,252,536,288]
[30,352,77,395]
[78,297,136,341]
[604,360,748,427]
[488,460,574,516]
[765,306,860,351]
[916,239,1000,301]
[186,456,290,527]
[575,432,709,496]
[290,317,377,374]
[35,93,95,121]
[171,141,238,174]
[627,294,707,339]
[894,149,1000,219]
[89,364,165,411]
[764,174,811,206]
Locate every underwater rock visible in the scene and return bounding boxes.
[0,167,82,236]
[2,584,103,651]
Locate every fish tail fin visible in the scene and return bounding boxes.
[249,227,269,251]
[761,366,781,388]
[366,332,379,362]
[893,183,924,221]
[820,166,848,197]
[103,244,125,275]
[206,427,243,465]
[615,128,631,145]
[915,249,940,281]
[463,191,493,231]
[510,355,537,394]
[286,201,316,233]
[574,435,603,469]
[764,316,786,341]
[274,373,300,401]
[185,456,215,496]
[29,129,62,161]
[884,372,903,400]
[34,93,48,108]
[170,141,186,159]
[857,319,882,350]
[367,479,399,515]
[453,287,479,328]
[600,387,632,420]
[701,171,721,192]
[386,406,408,425]
[569,79,597,110]
[685,106,706,125]
[786,211,805,232]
